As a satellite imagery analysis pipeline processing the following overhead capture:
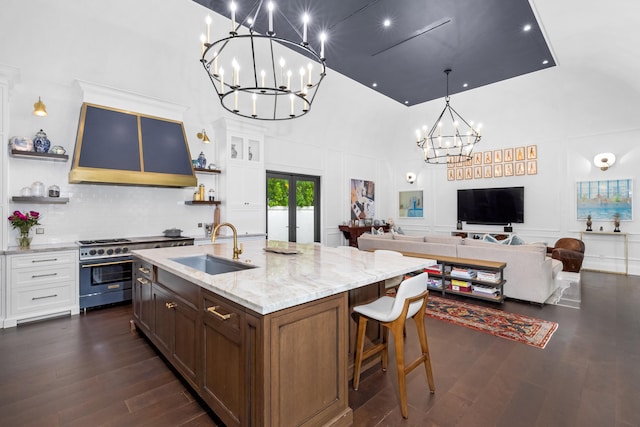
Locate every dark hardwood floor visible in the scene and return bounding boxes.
[1,270,639,426]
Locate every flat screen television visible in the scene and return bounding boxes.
[457,186,524,225]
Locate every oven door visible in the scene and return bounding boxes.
[79,256,133,309]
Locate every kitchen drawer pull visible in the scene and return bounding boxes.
[31,272,58,278]
[207,306,232,320]
[136,277,150,285]
[138,267,151,274]
[165,302,178,309]
[32,294,58,300]
[32,258,58,263]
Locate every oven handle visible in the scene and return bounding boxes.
[81,260,134,268]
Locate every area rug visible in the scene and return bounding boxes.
[425,295,558,349]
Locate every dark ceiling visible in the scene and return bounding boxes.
[193,0,556,107]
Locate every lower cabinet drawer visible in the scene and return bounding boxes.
[11,265,76,288]
[12,283,74,315]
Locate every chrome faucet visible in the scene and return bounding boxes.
[211,222,243,260]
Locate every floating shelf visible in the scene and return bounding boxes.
[12,196,69,204]
[10,149,69,161]
[194,167,221,174]
[184,200,221,206]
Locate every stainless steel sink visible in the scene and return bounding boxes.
[171,255,256,275]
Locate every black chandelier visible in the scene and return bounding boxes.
[415,69,482,164]
[199,1,327,121]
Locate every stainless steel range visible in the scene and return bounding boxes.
[78,236,194,310]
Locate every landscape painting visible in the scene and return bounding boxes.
[577,179,633,220]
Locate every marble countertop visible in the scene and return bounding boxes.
[133,240,434,315]
[3,242,79,255]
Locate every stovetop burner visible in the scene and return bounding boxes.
[78,238,132,245]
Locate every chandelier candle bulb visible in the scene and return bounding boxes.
[268,2,274,34]
[200,34,206,55]
[232,58,239,87]
[234,90,239,112]
[230,1,236,33]
[290,93,295,116]
[302,14,309,44]
[279,58,286,89]
[205,15,212,43]
[252,93,257,116]
[287,70,292,90]
[299,67,305,91]
[307,63,313,86]
[320,33,326,59]
[260,69,266,91]
[219,67,225,90]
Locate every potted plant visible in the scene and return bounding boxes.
[8,210,40,249]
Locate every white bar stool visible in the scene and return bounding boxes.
[352,272,435,418]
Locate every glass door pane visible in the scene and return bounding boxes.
[296,179,315,243]
[267,177,289,242]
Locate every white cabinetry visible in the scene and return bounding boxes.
[4,250,79,328]
[215,118,266,236]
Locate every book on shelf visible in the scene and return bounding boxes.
[451,279,472,288]
[472,284,500,295]
[476,271,501,283]
[427,278,443,289]
[424,263,442,275]
[450,267,477,279]
[447,283,473,293]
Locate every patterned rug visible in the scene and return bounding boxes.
[426,295,558,349]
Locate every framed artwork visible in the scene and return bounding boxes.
[474,166,483,179]
[493,149,503,164]
[465,167,473,180]
[515,162,526,176]
[483,151,492,164]
[399,190,424,218]
[504,148,514,162]
[483,165,492,178]
[447,169,455,181]
[473,152,482,165]
[465,159,472,167]
[527,145,538,159]
[456,168,464,180]
[527,160,538,175]
[504,163,514,176]
[447,157,454,168]
[350,179,375,220]
[515,147,526,161]
[494,164,503,177]
[576,179,632,220]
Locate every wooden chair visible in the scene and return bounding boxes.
[352,272,435,418]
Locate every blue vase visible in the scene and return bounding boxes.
[198,152,207,168]
[33,129,51,153]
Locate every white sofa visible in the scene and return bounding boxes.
[357,233,563,304]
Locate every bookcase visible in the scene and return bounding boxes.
[422,255,506,303]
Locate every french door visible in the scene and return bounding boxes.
[266,171,320,243]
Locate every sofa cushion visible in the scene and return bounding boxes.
[425,235,463,245]
[482,234,498,243]
[393,234,424,242]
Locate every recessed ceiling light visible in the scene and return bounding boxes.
[383,18,391,27]
[404,100,409,104]
[247,17,254,25]
[542,59,549,65]
[372,82,378,87]
[463,83,468,88]
[523,24,532,32]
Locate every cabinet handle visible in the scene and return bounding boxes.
[165,302,177,309]
[136,277,150,285]
[138,267,150,274]
[31,272,58,278]
[32,294,57,300]
[207,306,232,320]
[32,258,58,263]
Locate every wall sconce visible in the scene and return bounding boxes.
[593,152,615,171]
[406,172,416,184]
[196,129,211,143]
[32,96,47,116]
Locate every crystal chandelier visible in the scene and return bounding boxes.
[415,69,482,164]
[199,1,327,121]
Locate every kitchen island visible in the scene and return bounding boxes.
[132,240,433,427]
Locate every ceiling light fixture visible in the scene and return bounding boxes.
[199,1,327,121]
[383,18,391,27]
[523,24,532,31]
[415,69,482,164]
[594,152,616,171]
[197,129,211,143]
[32,96,48,116]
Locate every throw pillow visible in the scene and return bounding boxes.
[509,235,526,245]
[500,236,513,245]
[372,227,385,235]
[481,234,498,243]
[396,227,405,235]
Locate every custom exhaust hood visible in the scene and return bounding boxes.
[69,102,197,187]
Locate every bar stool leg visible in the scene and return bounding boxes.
[414,315,435,393]
[390,320,409,418]
[352,315,368,390]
